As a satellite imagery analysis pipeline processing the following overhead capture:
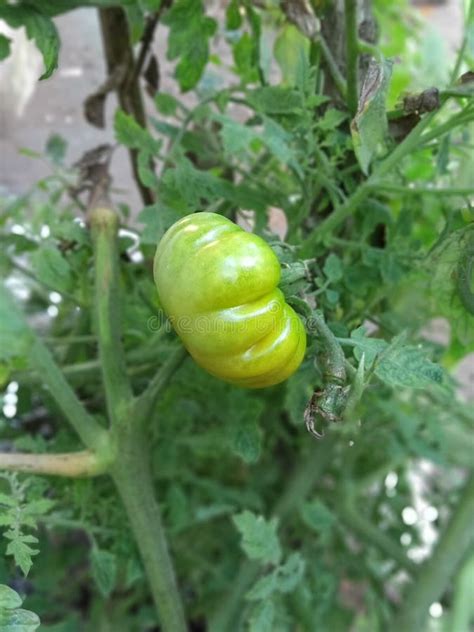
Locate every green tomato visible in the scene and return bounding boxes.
[154,212,306,388]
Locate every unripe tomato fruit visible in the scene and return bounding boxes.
[154,213,306,388]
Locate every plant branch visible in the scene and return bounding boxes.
[316,34,348,99]
[98,8,154,205]
[389,474,474,632]
[134,346,187,423]
[302,110,439,250]
[344,0,359,115]
[0,450,106,477]
[29,338,109,451]
[337,502,418,575]
[89,203,133,427]
[111,428,187,631]
[369,183,474,196]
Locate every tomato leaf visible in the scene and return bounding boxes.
[351,57,393,174]
[233,511,281,565]
[163,0,217,91]
[0,4,59,79]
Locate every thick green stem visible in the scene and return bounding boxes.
[344,0,359,115]
[89,203,186,626]
[90,205,133,426]
[389,474,474,632]
[111,428,187,632]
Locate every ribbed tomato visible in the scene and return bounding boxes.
[154,213,306,387]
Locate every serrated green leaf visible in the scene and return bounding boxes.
[6,538,39,576]
[246,87,302,114]
[155,93,180,116]
[23,498,55,516]
[214,114,260,157]
[0,493,17,508]
[31,246,73,294]
[318,109,347,132]
[351,58,392,174]
[232,32,259,84]
[163,0,217,91]
[0,585,22,610]
[229,419,261,464]
[114,110,162,154]
[248,600,275,632]
[233,510,281,564]
[0,5,59,79]
[138,203,184,245]
[323,253,343,282]
[301,500,335,536]
[247,553,306,600]
[91,548,117,598]
[349,332,444,388]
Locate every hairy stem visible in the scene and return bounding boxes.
[389,474,474,632]
[111,427,187,632]
[0,450,106,477]
[90,204,133,425]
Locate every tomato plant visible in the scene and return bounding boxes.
[0,1,473,631]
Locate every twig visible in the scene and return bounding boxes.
[134,346,187,424]
[315,34,348,99]
[337,502,418,575]
[0,450,106,477]
[368,184,474,196]
[98,8,155,205]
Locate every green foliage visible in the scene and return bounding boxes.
[0,474,54,576]
[0,584,40,632]
[0,4,59,79]
[162,0,217,91]
[351,58,392,173]
[0,1,473,630]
